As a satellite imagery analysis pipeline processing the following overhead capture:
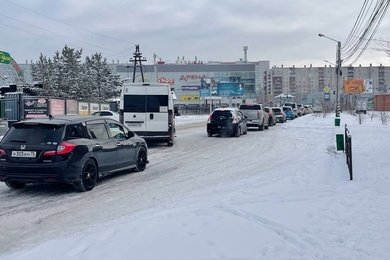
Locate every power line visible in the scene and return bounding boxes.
[341,0,389,64]
[1,13,126,57]
[3,0,135,45]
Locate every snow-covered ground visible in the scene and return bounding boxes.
[1,112,390,259]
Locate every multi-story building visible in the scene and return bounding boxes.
[3,61,390,108]
[263,64,390,107]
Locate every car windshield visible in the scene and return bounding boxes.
[2,123,64,145]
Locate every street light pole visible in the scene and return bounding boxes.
[319,33,342,117]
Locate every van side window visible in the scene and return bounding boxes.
[87,123,109,140]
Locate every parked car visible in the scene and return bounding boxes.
[264,107,276,126]
[272,107,286,123]
[0,116,148,192]
[283,102,298,117]
[91,111,120,121]
[282,106,295,120]
[239,103,269,131]
[207,107,247,137]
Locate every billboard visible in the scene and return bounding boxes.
[50,98,65,116]
[217,82,244,97]
[364,79,373,93]
[24,98,49,118]
[344,79,364,94]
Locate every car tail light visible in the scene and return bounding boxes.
[0,148,6,157]
[42,141,77,157]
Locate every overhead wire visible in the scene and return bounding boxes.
[342,0,381,58]
[3,0,135,45]
[341,0,389,65]
[2,0,137,61]
[342,0,371,49]
[348,1,389,64]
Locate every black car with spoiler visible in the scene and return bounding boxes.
[0,116,148,192]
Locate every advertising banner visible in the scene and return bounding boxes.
[180,95,200,102]
[66,99,78,115]
[89,103,100,114]
[24,98,49,118]
[344,79,364,94]
[217,82,245,97]
[78,102,89,116]
[50,98,65,116]
[364,79,373,93]
[100,103,110,111]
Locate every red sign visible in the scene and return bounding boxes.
[159,77,175,85]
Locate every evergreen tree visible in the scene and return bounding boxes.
[83,53,121,102]
[31,46,121,101]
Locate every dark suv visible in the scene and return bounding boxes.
[0,116,148,192]
[207,107,247,137]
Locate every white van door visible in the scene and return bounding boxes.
[145,86,169,134]
[122,85,147,133]
[122,84,170,137]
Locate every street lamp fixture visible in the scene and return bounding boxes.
[319,33,342,117]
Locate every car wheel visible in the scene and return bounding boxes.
[5,180,26,189]
[135,147,147,172]
[235,126,241,137]
[259,123,264,131]
[167,138,174,147]
[208,132,212,137]
[73,159,98,192]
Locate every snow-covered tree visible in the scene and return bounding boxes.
[30,46,120,101]
[83,53,121,102]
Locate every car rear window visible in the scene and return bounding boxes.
[212,110,233,118]
[2,123,64,145]
[239,105,260,110]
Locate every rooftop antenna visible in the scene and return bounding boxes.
[129,44,147,83]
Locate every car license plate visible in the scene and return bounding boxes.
[11,151,37,158]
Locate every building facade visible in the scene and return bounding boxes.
[3,61,390,109]
[263,64,390,107]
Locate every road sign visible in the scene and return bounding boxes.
[0,51,12,64]
[323,86,330,93]
[324,93,330,101]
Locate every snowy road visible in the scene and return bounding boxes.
[2,113,390,259]
[0,115,315,254]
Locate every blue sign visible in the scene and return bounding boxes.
[217,82,245,97]
[324,93,330,101]
[199,88,210,97]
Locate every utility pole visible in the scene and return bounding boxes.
[336,41,341,117]
[319,33,342,117]
[129,44,147,83]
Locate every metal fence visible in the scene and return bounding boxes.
[344,124,353,180]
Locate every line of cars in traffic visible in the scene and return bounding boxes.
[206,102,313,137]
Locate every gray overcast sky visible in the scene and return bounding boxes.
[1,0,389,67]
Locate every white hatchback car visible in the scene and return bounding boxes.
[91,111,120,121]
